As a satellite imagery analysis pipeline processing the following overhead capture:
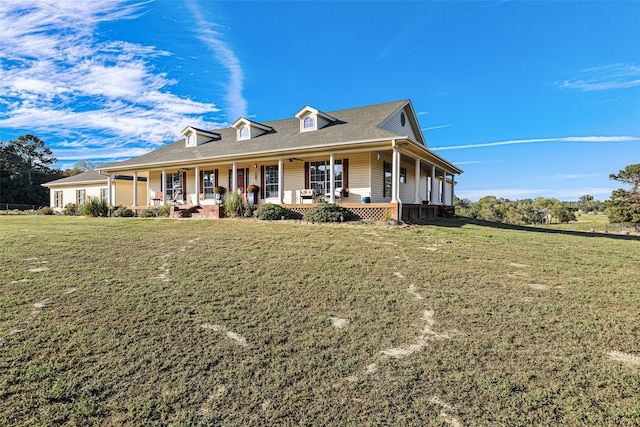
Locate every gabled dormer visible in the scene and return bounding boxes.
[182,126,221,147]
[378,100,427,147]
[231,118,273,141]
[295,106,336,132]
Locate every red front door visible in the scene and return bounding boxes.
[229,168,248,194]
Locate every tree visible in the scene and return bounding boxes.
[62,159,105,177]
[0,135,62,206]
[605,164,640,226]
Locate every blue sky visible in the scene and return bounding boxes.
[1,0,638,201]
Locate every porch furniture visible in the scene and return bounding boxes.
[150,191,163,205]
[299,189,316,204]
[321,187,343,203]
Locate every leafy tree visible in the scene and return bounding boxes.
[0,135,62,206]
[605,164,640,226]
[62,159,105,177]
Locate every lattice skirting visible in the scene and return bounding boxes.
[284,204,394,221]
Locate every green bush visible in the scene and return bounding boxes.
[81,197,108,217]
[38,206,55,215]
[223,190,247,218]
[112,206,134,217]
[302,202,351,223]
[63,203,79,216]
[254,203,293,220]
[138,206,169,218]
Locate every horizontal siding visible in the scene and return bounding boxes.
[381,108,417,140]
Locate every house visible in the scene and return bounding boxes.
[43,99,462,221]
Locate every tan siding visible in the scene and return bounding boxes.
[342,152,369,202]
[381,108,417,140]
[371,152,391,203]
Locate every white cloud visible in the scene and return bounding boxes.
[185,0,247,122]
[422,124,453,131]
[457,186,616,201]
[0,0,224,163]
[559,63,640,92]
[432,136,640,151]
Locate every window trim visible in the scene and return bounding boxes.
[264,165,279,199]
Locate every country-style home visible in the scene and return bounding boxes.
[43,99,462,221]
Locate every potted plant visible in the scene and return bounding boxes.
[213,186,226,204]
[246,185,259,206]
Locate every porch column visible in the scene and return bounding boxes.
[391,147,400,203]
[277,158,284,204]
[161,169,166,204]
[414,158,421,204]
[443,174,450,206]
[132,172,138,207]
[107,174,113,206]
[329,152,335,203]
[232,162,237,192]
[430,166,439,205]
[451,174,455,206]
[194,166,200,205]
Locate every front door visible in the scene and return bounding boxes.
[229,168,249,194]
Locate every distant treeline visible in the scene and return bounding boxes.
[455,195,604,225]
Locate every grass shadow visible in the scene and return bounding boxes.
[412,217,640,241]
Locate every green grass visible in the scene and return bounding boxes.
[1,216,639,426]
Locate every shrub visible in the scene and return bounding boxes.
[254,203,293,220]
[63,203,79,216]
[112,206,134,217]
[223,190,247,218]
[81,197,108,217]
[139,206,169,218]
[38,206,55,215]
[302,202,351,223]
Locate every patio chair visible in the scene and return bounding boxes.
[299,189,316,204]
[150,191,163,205]
[323,187,343,203]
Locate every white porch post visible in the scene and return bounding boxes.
[414,158,421,204]
[430,166,438,205]
[194,166,200,205]
[391,146,399,203]
[277,158,284,204]
[329,152,335,203]
[451,174,455,206]
[232,162,237,192]
[132,172,138,207]
[107,174,113,206]
[161,169,166,204]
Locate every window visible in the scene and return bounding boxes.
[239,126,249,139]
[76,189,86,205]
[202,170,216,199]
[264,165,279,198]
[101,188,108,201]
[400,167,407,184]
[384,161,392,198]
[165,172,182,200]
[54,191,63,208]
[303,116,314,129]
[309,160,342,193]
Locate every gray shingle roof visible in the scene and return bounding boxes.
[102,100,411,170]
[42,169,107,186]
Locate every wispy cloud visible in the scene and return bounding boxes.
[558,63,640,92]
[422,124,453,131]
[185,0,247,122]
[432,136,640,151]
[0,0,222,164]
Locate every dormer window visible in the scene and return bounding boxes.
[303,117,314,129]
[239,126,249,139]
[295,106,336,133]
[181,126,221,147]
[232,118,273,140]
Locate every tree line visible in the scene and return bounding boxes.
[0,134,100,207]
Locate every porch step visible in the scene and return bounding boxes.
[438,205,456,218]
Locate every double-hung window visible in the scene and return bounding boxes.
[165,172,182,200]
[54,191,63,208]
[264,165,279,198]
[76,189,86,205]
[202,170,216,199]
[384,161,392,198]
[309,160,342,193]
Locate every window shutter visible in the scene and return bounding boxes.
[304,162,310,189]
[260,165,265,199]
[214,169,218,188]
[342,158,349,196]
[199,170,204,195]
[182,172,187,201]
